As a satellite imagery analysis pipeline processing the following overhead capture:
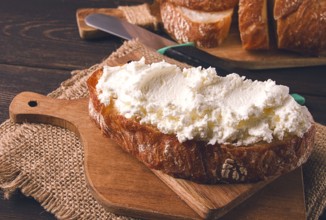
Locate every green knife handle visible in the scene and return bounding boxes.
[163,45,246,76]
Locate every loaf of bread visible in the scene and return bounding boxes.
[160,1,234,48]
[238,0,270,50]
[158,0,325,54]
[87,58,315,184]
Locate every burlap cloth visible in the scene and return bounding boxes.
[0,40,325,220]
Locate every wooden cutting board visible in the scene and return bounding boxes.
[76,7,326,70]
[9,91,306,220]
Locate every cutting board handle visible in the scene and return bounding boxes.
[9,91,87,134]
[8,91,203,219]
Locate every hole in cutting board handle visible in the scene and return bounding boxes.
[28,100,38,107]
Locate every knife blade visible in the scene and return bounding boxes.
[84,13,244,76]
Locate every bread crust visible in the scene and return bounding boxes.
[273,0,303,19]
[274,0,321,55]
[160,1,233,48]
[87,68,315,184]
[165,0,239,12]
[238,0,270,50]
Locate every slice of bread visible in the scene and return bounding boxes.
[273,0,321,55]
[160,1,233,48]
[165,0,239,12]
[87,65,315,184]
[238,0,270,50]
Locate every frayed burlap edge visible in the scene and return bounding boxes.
[0,39,325,220]
[0,123,80,219]
[303,123,326,220]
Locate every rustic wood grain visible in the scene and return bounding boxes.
[221,168,306,220]
[0,0,151,71]
[153,171,273,219]
[0,64,70,123]
[76,8,125,39]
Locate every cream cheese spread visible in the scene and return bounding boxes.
[96,58,312,146]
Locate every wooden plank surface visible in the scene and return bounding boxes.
[77,8,125,39]
[0,0,139,70]
[0,64,70,122]
[221,168,306,220]
[9,92,306,220]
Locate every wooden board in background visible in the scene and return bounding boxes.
[9,91,306,220]
[76,7,326,70]
[76,8,125,39]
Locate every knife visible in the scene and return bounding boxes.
[84,13,245,76]
[84,13,305,104]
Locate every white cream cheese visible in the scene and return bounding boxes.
[96,58,312,146]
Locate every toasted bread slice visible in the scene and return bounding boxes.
[87,67,315,184]
[238,0,270,50]
[160,1,233,48]
[165,0,238,12]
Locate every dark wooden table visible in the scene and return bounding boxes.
[0,0,325,219]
